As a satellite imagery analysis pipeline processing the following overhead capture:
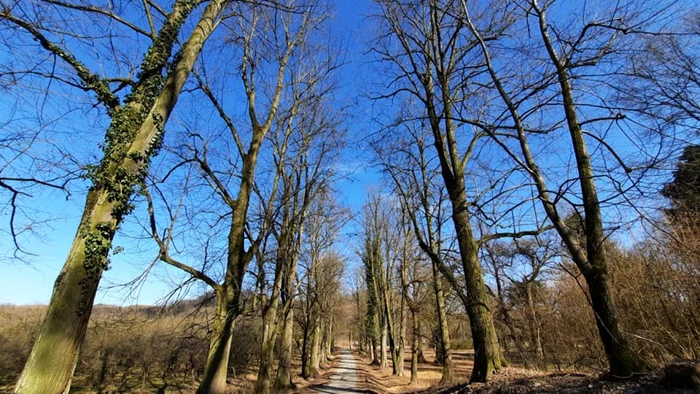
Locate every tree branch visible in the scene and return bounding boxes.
[1,7,121,113]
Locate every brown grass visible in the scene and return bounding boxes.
[0,304,338,394]
[360,348,474,393]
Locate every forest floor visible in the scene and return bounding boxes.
[2,346,696,393]
[360,348,473,393]
[414,367,699,394]
[357,349,699,394]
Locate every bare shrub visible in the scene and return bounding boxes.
[489,218,700,372]
[0,303,266,392]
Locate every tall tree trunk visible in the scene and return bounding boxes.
[370,311,381,365]
[467,0,645,376]
[416,318,427,364]
[558,46,644,378]
[380,324,388,368]
[197,214,250,394]
[301,276,313,379]
[425,13,503,378]
[14,2,225,392]
[384,291,400,375]
[449,200,502,382]
[196,288,236,394]
[301,317,311,379]
[321,319,328,366]
[275,308,295,389]
[320,317,329,368]
[275,229,299,390]
[390,332,400,375]
[397,246,410,379]
[396,296,406,377]
[432,261,454,384]
[253,257,284,394]
[253,315,279,394]
[310,319,322,375]
[432,109,504,380]
[524,1,647,376]
[327,313,334,356]
[15,189,109,394]
[525,282,544,363]
[586,269,645,375]
[198,69,275,394]
[410,309,419,386]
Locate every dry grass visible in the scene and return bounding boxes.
[359,348,474,393]
[0,304,335,394]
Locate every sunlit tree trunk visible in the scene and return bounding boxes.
[384,291,400,375]
[432,260,454,384]
[366,269,381,365]
[310,319,322,374]
[276,305,295,389]
[380,323,388,368]
[376,0,504,381]
[396,293,406,377]
[410,309,420,386]
[197,161,258,394]
[276,228,301,389]
[321,318,328,366]
[416,318,427,364]
[325,313,334,357]
[197,287,236,394]
[253,257,283,394]
[301,272,315,379]
[430,92,503,383]
[370,315,380,365]
[14,2,226,392]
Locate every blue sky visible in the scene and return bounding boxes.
[0,0,379,305]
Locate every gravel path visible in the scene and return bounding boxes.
[298,349,373,393]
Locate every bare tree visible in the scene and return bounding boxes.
[142,2,331,392]
[374,118,457,383]
[254,43,343,393]
[1,1,228,391]
[371,0,507,381]
[460,0,697,377]
[483,235,557,367]
[374,107,548,381]
[359,192,391,369]
[298,188,348,378]
[350,267,369,353]
[273,99,345,392]
[394,208,433,385]
[361,192,411,375]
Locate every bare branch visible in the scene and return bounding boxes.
[1,7,120,113]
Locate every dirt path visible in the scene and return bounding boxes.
[297,349,375,393]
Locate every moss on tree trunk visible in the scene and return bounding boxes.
[14,2,225,392]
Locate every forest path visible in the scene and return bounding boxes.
[296,349,376,393]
